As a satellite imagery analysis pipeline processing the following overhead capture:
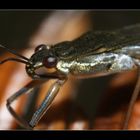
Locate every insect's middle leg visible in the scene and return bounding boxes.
[122,67,140,129]
[29,79,66,128]
[6,80,45,130]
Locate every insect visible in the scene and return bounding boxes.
[1,23,140,130]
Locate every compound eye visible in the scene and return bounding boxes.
[43,56,57,68]
[35,44,46,52]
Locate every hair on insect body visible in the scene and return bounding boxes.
[1,23,140,130]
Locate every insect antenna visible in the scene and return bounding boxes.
[0,44,30,65]
[0,58,28,65]
[0,44,29,61]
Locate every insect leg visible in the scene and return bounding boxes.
[122,67,140,129]
[6,80,44,130]
[29,79,66,128]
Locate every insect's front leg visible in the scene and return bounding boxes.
[29,79,66,129]
[6,80,45,130]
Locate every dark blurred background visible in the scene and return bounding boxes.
[0,11,51,53]
[1,10,140,126]
[1,11,140,51]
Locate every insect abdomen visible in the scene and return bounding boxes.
[57,53,137,78]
